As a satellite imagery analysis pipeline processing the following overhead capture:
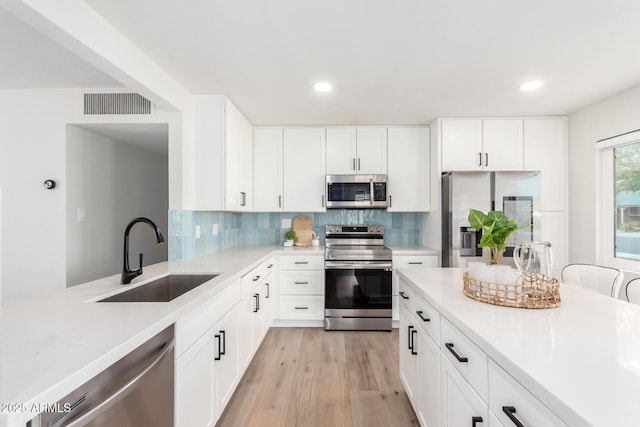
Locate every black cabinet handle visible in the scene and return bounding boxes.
[278,195,282,208]
[219,330,226,356]
[478,152,482,166]
[445,342,468,362]
[294,281,309,285]
[485,153,489,167]
[407,325,414,350]
[294,306,308,310]
[265,282,270,298]
[253,293,259,312]
[411,329,418,355]
[416,310,430,322]
[389,195,392,207]
[399,291,409,300]
[502,406,525,427]
[294,261,309,265]
[214,334,221,361]
[408,261,423,265]
[252,275,261,282]
[472,416,483,427]
[267,264,274,269]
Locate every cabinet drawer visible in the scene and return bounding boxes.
[279,271,324,295]
[393,255,438,269]
[398,278,416,312]
[441,354,488,427]
[489,360,567,427]
[440,317,488,402]
[242,268,266,298]
[414,293,440,344]
[279,254,324,270]
[279,295,324,320]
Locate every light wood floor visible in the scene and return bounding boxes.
[216,327,418,427]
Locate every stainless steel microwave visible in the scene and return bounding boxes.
[325,174,388,209]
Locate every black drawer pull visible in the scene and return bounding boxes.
[445,342,468,363]
[294,306,308,310]
[219,330,226,356]
[267,264,274,269]
[410,329,418,355]
[294,281,309,285]
[407,325,414,350]
[472,416,483,427]
[408,261,423,265]
[416,310,430,322]
[253,293,259,312]
[294,261,309,264]
[399,291,409,300]
[252,275,261,282]
[502,406,525,427]
[265,283,270,298]
[214,334,221,361]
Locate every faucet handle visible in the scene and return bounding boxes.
[138,253,144,274]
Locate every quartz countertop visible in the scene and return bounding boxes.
[397,267,640,427]
[0,245,322,427]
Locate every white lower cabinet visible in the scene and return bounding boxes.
[393,254,438,321]
[278,254,324,320]
[489,360,567,426]
[214,304,241,413]
[441,354,488,427]
[175,329,215,427]
[417,324,440,427]
[399,303,419,404]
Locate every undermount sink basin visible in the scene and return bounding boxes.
[98,274,219,302]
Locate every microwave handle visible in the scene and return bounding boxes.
[370,178,374,206]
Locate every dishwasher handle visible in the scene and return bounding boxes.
[64,338,175,427]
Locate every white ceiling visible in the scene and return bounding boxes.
[73,123,169,157]
[0,8,120,89]
[4,1,640,126]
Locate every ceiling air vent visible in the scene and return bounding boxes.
[83,93,152,115]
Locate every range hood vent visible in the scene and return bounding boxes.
[83,93,152,115]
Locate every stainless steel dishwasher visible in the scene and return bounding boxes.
[28,325,174,427]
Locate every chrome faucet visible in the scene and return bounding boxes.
[122,217,165,284]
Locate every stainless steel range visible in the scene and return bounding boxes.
[324,225,393,331]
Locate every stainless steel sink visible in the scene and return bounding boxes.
[98,274,219,302]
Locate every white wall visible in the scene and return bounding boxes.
[568,84,640,265]
[0,89,179,302]
[66,126,168,286]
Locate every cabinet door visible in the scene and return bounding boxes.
[326,127,357,174]
[387,127,430,211]
[417,329,440,427]
[225,100,253,211]
[523,118,567,211]
[441,355,488,427]
[239,294,255,370]
[482,119,523,171]
[253,128,283,211]
[283,128,326,211]
[214,304,241,416]
[356,127,388,174]
[399,304,418,405]
[175,331,215,427]
[441,119,483,171]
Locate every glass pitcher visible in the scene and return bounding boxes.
[513,241,553,278]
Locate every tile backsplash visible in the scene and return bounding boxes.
[169,210,422,262]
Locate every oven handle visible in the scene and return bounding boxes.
[325,261,393,270]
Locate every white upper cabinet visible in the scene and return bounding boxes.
[326,127,387,175]
[523,118,567,211]
[482,119,523,171]
[387,127,430,211]
[441,119,523,171]
[253,128,283,211]
[193,95,253,211]
[283,128,327,212]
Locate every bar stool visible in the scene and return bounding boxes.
[623,277,640,304]
[561,263,624,298]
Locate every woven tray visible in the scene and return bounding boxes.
[462,271,561,309]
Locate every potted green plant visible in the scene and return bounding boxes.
[468,209,530,265]
[283,230,297,247]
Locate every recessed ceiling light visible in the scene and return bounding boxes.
[520,80,544,91]
[313,82,333,93]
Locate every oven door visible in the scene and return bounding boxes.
[324,261,392,312]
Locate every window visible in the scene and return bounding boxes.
[598,131,640,268]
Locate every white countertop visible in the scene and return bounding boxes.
[397,267,640,427]
[0,245,322,426]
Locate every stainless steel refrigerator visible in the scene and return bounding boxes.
[441,171,541,268]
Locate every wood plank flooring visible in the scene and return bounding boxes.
[216,328,418,427]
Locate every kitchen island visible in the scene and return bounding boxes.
[397,267,640,427]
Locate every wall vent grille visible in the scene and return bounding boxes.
[83,93,152,115]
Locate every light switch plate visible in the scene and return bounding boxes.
[195,225,201,239]
[212,224,218,235]
[77,208,86,222]
[282,218,291,228]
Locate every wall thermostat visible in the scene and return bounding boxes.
[44,179,56,189]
